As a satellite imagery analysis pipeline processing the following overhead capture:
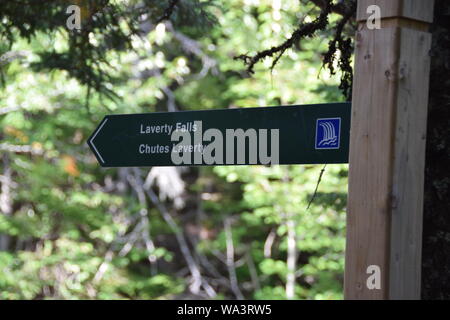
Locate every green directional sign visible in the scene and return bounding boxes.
[87,103,351,167]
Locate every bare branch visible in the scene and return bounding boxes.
[93,250,114,284]
[0,106,22,115]
[166,22,218,79]
[0,143,44,155]
[0,155,13,250]
[306,164,327,210]
[245,248,261,291]
[144,181,216,298]
[224,217,244,300]
[128,168,158,275]
[264,229,276,258]
[286,215,297,299]
[0,50,30,67]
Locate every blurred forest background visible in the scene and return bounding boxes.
[0,0,353,299]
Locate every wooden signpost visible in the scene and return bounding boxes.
[345,0,433,299]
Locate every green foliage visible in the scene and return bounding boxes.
[212,164,347,299]
[1,0,348,300]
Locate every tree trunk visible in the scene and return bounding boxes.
[286,217,297,300]
[0,155,13,251]
[421,0,450,300]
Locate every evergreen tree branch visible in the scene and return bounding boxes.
[234,0,333,74]
[156,0,180,24]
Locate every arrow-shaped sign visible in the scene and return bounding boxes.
[87,103,351,168]
[89,117,109,164]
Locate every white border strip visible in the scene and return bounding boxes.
[89,118,108,164]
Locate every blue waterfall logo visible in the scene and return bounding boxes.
[315,118,341,149]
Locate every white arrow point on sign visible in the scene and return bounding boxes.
[89,118,108,164]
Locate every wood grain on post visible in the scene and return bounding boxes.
[345,0,434,300]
